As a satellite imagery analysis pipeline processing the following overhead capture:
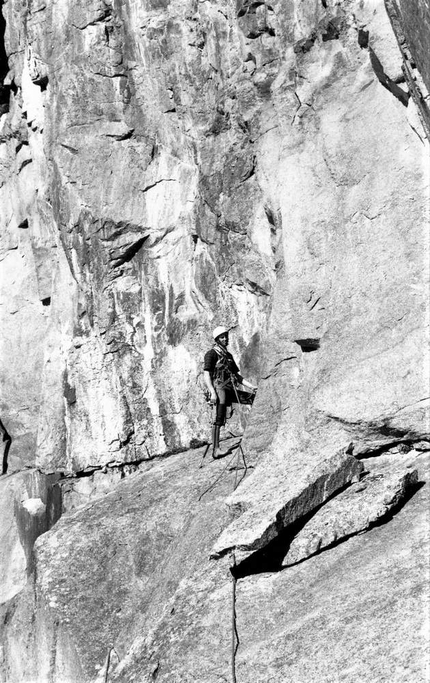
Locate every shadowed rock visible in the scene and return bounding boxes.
[282,465,419,566]
[211,449,363,561]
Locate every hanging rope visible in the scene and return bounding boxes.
[198,371,251,497]
[198,366,256,682]
[230,551,239,683]
[229,437,245,683]
[197,447,240,502]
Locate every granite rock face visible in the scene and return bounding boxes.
[281,456,419,566]
[0,446,428,683]
[211,449,364,560]
[0,0,429,680]
[0,470,61,604]
[1,0,428,475]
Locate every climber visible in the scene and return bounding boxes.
[203,326,257,459]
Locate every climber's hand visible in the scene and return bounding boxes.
[210,391,217,405]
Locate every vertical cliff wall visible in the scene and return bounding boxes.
[1,0,428,474]
[0,0,429,681]
[1,0,278,475]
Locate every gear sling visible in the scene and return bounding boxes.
[210,344,253,427]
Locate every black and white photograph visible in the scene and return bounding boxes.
[0,0,429,681]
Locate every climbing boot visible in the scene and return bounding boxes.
[211,425,232,459]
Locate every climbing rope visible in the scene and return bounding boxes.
[230,551,239,683]
[227,375,256,682]
[198,371,250,497]
[197,366,256,682]
[197,446,241,502]
[213,372,253,681]
[229,434,245,683]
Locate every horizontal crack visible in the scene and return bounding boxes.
[140,178,176,193]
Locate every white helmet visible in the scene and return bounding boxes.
[212,325,229,340]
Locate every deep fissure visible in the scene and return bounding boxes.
[111,236,148,268]
[232,477,424,579]
[0,0,10,115]
[1,417,11,474]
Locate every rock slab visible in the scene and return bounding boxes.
[211,449,363,560]
[282,465,419,566]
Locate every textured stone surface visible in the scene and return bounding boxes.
[0,474,27,604]
[282,461,418,567]
[0,470,61,604]
[388,0,430,93]
[1,0,428,476]
[0,446,236,682]
[234,456,430,683]
[211,449,363,560]
[0,0,429,679]
[0,446,428,683]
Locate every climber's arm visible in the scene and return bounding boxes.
[204,370,218,404]
[235,374,257,392]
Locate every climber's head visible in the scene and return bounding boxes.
[213,325,229,347]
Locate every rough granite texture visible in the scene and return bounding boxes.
[0,447,428,683]
[211,449,363,560]
[0,0,428,475]
[0,470,61,604]
[281,458,419,566]
[0,0,429,680]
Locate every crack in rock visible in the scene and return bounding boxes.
[211,450,363,561]
[281,467,419,566]
[369,47,410,106]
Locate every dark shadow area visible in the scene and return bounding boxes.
[283,479,426,570]
[369,47,410,106]
[321,16,343,41]
[232,504,325,579]
[358,28,369,48]
[295,338,320,352]
[233,479,425,578]
[0,1,10,116]
[111,236,148,268]
[230,483,355,578]
[45,472,63,529]
[356,439,414,459]
[1,417,11,474]
[14,472,63,575]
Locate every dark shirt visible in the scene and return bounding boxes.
[203,348,239,376]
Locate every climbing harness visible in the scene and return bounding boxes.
[212,343,238,391]
[198,363,252,482]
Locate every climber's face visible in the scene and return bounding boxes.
[217,332,229,347]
